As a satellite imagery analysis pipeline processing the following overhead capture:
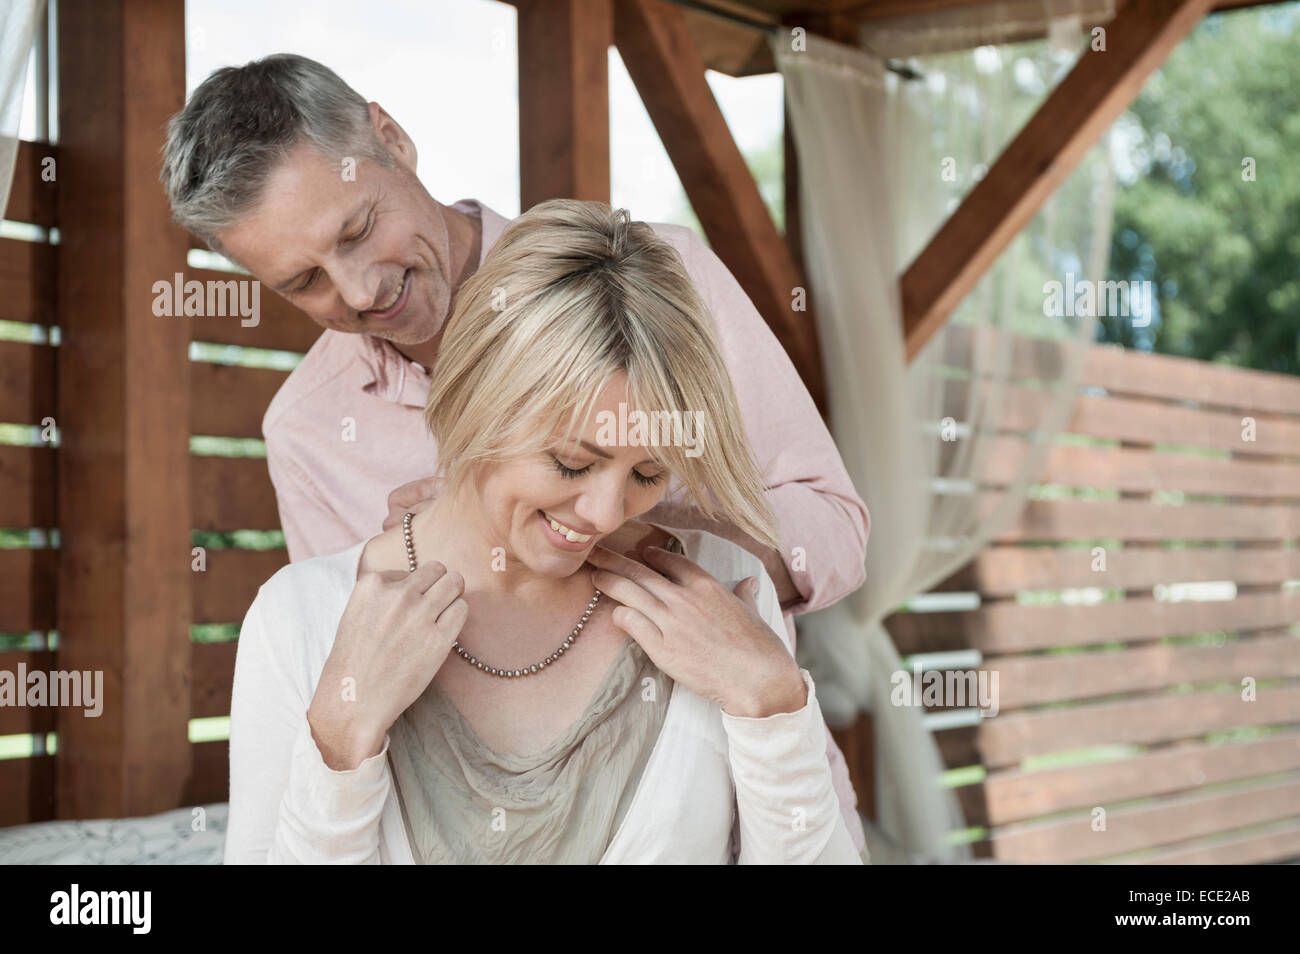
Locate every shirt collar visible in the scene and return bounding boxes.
[355,198,511,408]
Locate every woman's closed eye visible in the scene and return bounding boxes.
[551,455,666,488]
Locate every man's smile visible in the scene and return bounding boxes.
[363,268,412,321]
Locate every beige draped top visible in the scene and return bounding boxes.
[386,536,684,865]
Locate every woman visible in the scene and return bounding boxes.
[224,199,862,864]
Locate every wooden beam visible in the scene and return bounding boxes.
[55,0,192,819]
[613,0,826,412]
[900,0,1215,362]
[679,0,1289,77]
[513,0,611,208]
[681,7,775,76]
[854,0,1280,18]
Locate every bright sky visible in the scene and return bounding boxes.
[172,0,784,227]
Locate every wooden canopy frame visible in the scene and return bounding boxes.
[509,0,1287,390]
[6,0,1282,830]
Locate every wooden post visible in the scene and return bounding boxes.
[514,0,612,209]
[55,0,192,819]
[782,105,803,280]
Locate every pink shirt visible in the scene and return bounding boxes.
[261,199,871,854]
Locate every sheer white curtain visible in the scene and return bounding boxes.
[0,0,44,216]
[776,3,1115,863]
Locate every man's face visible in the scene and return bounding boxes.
[217,137,457,347]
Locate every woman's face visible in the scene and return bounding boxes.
[468,374,672,578]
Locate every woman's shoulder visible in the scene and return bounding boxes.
[252,540,367,620]
[233,542,368,691]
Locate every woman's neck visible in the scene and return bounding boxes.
[409,488,590,609]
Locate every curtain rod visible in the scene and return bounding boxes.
[666,0,924,79]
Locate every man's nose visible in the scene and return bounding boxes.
[332,259,379,313]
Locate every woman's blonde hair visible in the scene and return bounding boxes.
[424,199,780,553]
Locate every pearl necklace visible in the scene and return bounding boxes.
[402,512,602,678]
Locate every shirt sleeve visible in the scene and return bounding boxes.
[678,230,870,616]
[721,564,866,864]
[224,585,392,864]
[264,429,364,563]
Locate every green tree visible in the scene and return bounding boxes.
[1103,4,1300,374]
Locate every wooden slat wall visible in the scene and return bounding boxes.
[185,352,293,802]
[1,140,59,827]
[187,269,322,353]
[184,281,300,812]
[1,129,304,825]
[896,324,1300,863]
[182,206,311,811]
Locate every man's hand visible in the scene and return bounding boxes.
[644,502,802,608]
[382,476,445,531]
[596,519,676,560]
[586,543,805,719]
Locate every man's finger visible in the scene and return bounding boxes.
[587,543,674,602]
[733,576,760,611]
[387,475,444,508]
[598,520,672,560]
[589,565,665,622]
[382,490,437,530]
[641,544,710,587]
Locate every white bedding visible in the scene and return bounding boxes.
[0,802,227,864]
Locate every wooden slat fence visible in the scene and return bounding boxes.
[889,323,1300,863]
[0,139,318,822]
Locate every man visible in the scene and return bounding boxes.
[163,53,871,856]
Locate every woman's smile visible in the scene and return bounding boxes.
[537,509,597,551]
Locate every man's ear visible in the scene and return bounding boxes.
[369,101,418,173]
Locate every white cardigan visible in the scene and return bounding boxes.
[223,528,865,864]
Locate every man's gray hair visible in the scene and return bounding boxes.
[161,53,394,253]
